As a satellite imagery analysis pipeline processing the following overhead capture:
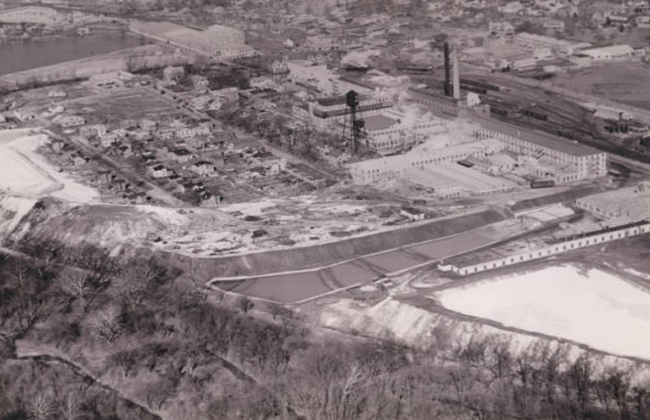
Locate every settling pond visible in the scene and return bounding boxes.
[438,264,650,361]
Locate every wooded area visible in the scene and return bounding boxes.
[1,236,649,420]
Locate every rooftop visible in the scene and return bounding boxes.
[471,115,603,157]
[406,162,516,194]
[579,44,634,56]
[364,114,400,131]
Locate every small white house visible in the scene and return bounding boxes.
[400,207,425,221]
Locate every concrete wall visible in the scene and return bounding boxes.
[447,223,650,276]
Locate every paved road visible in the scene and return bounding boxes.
[209,219,527,304]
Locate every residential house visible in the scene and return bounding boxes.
[400,207,425,221]
[92,124,108,137]
[48,89,67,98]
[191,75,210,90]
[139,119,157,131]
[71,154,88,166]
[249,76,275,90]
[51,138,65,151]
[100,132,120,148]
[57,115,86,127]
[117,144,133,158]
[47,104,65,115]
[113,128,128,138]
[157,129,176,140]
[177,127,194,139]
[191,160,217,176]
[499,1,523,13]
[489,21,515,35]
[266,56,289,74]
[150,164,169,178]
[543,20,566,31]
[265,158,288,175]
[88,71,134,90]
[637,15,650,28]
[162,66,185,82]
[213,87,239,102]
[171,148,193,163]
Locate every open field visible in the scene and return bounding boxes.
[62,87,181,124]
[438,264,650,361]
[0,129,99,202]
[551,62,650,111]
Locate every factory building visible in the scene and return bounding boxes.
[349,113,607,185]
[302,94,393,130]
[512,33,591,56]
[364,113,448,154]
[576,182,650,223]
[0,6,67,24]
[466,116,608,183]
[405,162,517,198]
[349,137,506,184]
[406,86,462,119]
[578,44,637,61]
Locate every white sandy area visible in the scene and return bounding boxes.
[625,268,650,282]
[218,200,276,216]
[136,205,190,226]
[0,129,98,203]
[0,195,37,240]
[439,265,650,361]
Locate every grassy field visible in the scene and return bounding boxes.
[551,62,650,110]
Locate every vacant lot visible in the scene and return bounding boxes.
[64,87,180,124]
[552,62,650,110]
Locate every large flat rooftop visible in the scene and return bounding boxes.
[471,115,604,157]
[406,162,516,194]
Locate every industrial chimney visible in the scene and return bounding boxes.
[452,43,461,99]
[443,42,451,97]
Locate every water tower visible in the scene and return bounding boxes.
[342,90,367,153]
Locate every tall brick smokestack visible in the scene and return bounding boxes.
[452,43,460,99]
[443,42,451,97]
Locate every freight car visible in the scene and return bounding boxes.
[460,84,488,95]
[459,78,500,91]
[530,179,555,188]
[490,107,509,118]
[521,109,548,121]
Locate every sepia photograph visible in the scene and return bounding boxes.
[1,0,650,418]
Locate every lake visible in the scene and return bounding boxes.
[0,34,148,75]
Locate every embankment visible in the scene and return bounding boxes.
[158,209,506,279]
